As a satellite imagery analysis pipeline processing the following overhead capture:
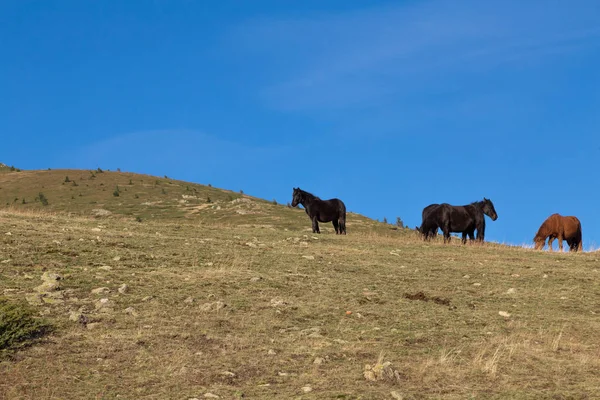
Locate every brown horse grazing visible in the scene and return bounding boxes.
[533,213,582,252]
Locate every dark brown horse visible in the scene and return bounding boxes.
[533,213,582,252]
[291,187,347,234]
[422,198,498,244]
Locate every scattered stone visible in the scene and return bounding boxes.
[270,298,287,307]
[498,311,511,318]
[142,296,153,302]
[364,354,401,382]
[113,256,121,261]
[473,282,482,286]
[463,275,470,279]
[221,371,236,377]
[245,242,257,248]
[118,284,129,294]
[313,357,325,365]
[390,391,404,400]
[506,288,516,294]
[543,274,548,278]
[91,227,102,232]
[86,322,101,330]
[25,293,44,305]
[123,307,138,316]
[184,296,194,304]
[302,255,315,260]
[95,298,113,313]
[204,394,219,399]
[91,287,110,295]
[5,232,12,236]
[250,276,262,282]
[199,301,227,312]
[52,240,61,245]
[267,349,276,355]
[98,265,112,271]
[301,386,313,393]
[92,209,112,217]
[42,272,62,282]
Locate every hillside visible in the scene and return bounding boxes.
[1,168,599,399]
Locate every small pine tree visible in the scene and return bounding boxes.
[206,195,212,203]
[239,189,244,195]
[113,186,120,197]
[161,188,167,195]
[38,192,49,206]
[129,179,133,185]
[97,167,103,173]
[383,217,388,224]
[64,176,70,183]
[22,198,26,204]
[272,199,278,205]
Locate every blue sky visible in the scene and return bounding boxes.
[1,1,599,249]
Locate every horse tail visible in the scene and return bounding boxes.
[577,222,583,252]
[338,199,347,234]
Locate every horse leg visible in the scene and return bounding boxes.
[547,237,554,252]
[558,234,564,252]
[461,232,467,245]
[312,217,320,234]
[340,216,347,235]
[332,219,339,234]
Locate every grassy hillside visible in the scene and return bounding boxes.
[1,168,599,399]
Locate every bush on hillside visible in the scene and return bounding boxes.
[0,297,52,354]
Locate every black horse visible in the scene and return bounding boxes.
[419,203,440,240]
[422,198,498,244]
[291,187,347,234]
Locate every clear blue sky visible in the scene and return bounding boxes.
[2,1,599,249]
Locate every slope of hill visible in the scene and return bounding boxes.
[1,168,599,399]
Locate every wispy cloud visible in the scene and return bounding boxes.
[229,0,600,112]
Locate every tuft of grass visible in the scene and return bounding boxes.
[0,297,52,354]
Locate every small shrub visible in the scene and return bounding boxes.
[227,194,233,201]
[239,190,244,195]
[117,168,121,172]
[134,194,139,199]
[72,180,78,187]
[13,197,18,203]
[206,195,212,203]
[186,186,190,192]
[96,167,104,173]
[135,216,142,223]
[0,297,52,353]
[383,217,388,224]
[396,217,404,228]
[272,199,277,205]
[64,176,70,183]
[208,183,212,187]
[10,166,15,171]
[129,179,133,185]
[113,186,120,197]
[21,198,26,204]
[38,192,49,206]
[161,188,167,195]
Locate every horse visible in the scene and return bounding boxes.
[533,213,582,252]
[291,187,347,234]
[419,203,440,240]
[425,198,498,244]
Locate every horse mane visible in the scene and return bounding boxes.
[297,188,321,201]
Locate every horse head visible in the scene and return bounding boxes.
[482,198,498,221]
[291,187,303,207]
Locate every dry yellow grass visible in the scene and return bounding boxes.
[1,169,599,399]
